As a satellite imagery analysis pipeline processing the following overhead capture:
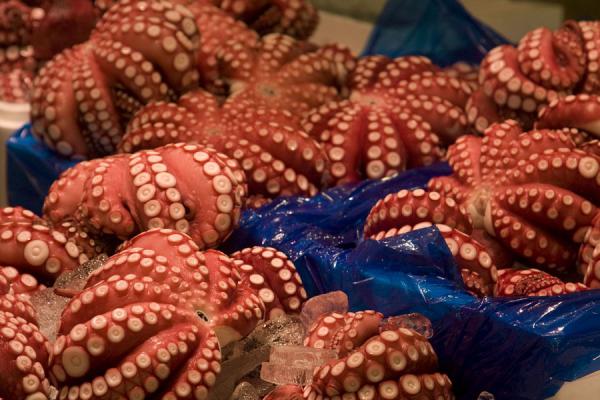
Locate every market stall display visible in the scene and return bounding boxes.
[2,0,600,399]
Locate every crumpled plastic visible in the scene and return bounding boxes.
[223,166,600,400]
[363,0,510,65]
[6,125,77,213]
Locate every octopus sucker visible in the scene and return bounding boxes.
[43,143,246,248]
[426,119,600,277]
[470,21,600,131]
[303,55,472,185]
[31,0,200,158]
[296,311,452,400]
[118,90,329,205]
[49,228,305,397]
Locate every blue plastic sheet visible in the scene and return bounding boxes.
[6,125,77,214]
[363,0,510,66]
[224,167,600,400]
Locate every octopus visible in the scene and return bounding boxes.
[30,0,200,158]
[43,143,247,250]
[0,0,43,104]
[212,32,355,116]
[118,89,329,207]
[580,212,600,288]
[496,268,587,296]
[96,0,319,40]
[0,67,32,103]
[30,0,98,61]
[0,206,102,287]
[0,265,52,400]
[467,20,600,133]
[302,55,474,185]
[428,119,600,276]
[364,189,499,297]
[210,0,318,40]
[282,310,454,400]
[536,94,600,138]
[50,228,307,398]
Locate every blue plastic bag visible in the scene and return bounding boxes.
[363,0,510,65]
[6,125,77,213]
[224,167,600,400]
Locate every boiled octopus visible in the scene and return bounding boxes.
[428,119,600,276]
[302,55,474,185]
[0,0,42,71]
[0,265,52,400]
[364,188,499,297]
[496,268,587,296]
[536,93,600,138]
[119,89,328,207]
[94,0,319,40]
[43,142,247,249]
[268,310,454,400]
[0,0,43,103]
[0,206,102,287]
[50,228,307,398]
[211,0,318,40]
[210,32,355,115]
[30,0,200,158]
[467,20,600,133]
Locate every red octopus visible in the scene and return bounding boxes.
[302,55,473,185]
[43,143,247,249]
[30,0,200,158]
[118,89,328,207]
[364,189,499,297]
[0,0,43,103]
[50,228,307,398]
[496,268,587,296]
[96,0,318,40]
[0,206,102,287]
[0,265,52,400]
[536,94,600,138]
[428,119,600,276]
[298,311,453,400]
[212,32,355,115]
[467,20,600,133]
[210,0,318,40]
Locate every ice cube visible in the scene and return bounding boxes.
[380,313,433,338]
[241,377,275,398]
[230,382,259,400]
[53,255,107,292]
[478,392,495,400]
[269,345,337,368]
[300,291,348,331]
[29,288,70,342]
[226,314,306,360]
[260,362,314,386]
[260,345,337,386]
[209,315,305,399]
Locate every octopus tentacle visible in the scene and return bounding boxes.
[496,268,587,296]
[364,188,472,238]
[536,94,600,136]
[425,120,600,277]
[231,246,307,316]
[304,55,475,185]
[271,311,454,399]
[0,308,51,399]
[44,143,247,248]
[31,0,200,158]
[303,310,383,357]
[468,21,600,131]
